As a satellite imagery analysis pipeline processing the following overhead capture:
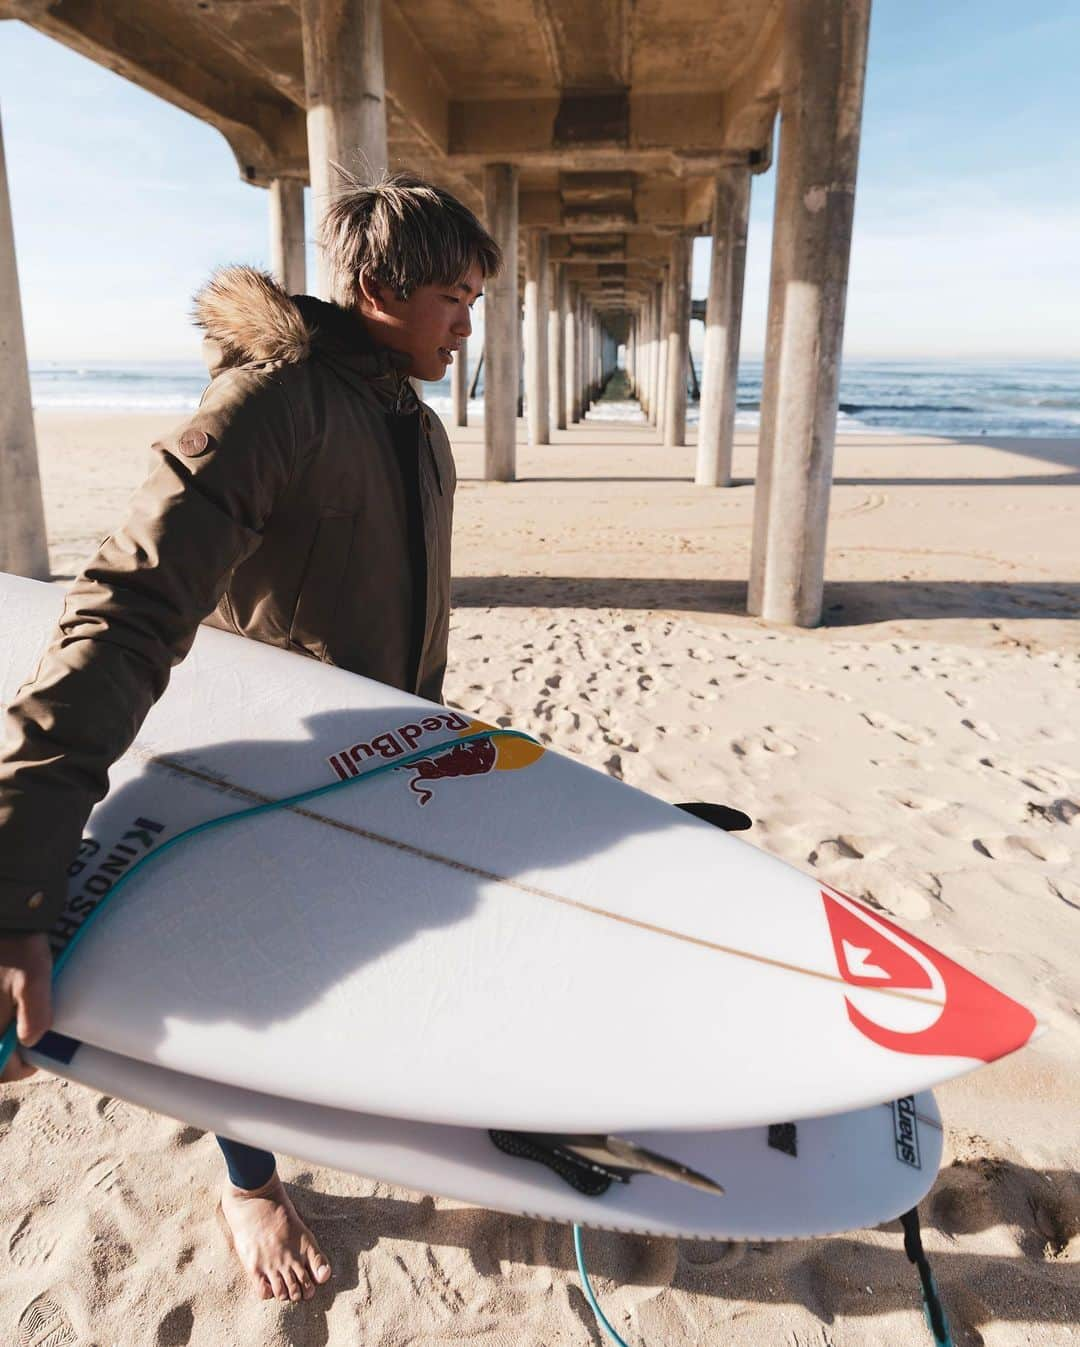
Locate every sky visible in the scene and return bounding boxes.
[0,1,1077,364]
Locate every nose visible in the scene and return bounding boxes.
[454,306,472,339]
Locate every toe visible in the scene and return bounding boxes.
[254,1275,273,1301]
[285,1268,304,1303]
[269,1271,291,1302]
[304,1237,332,1284]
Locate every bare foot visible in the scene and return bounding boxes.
[219,1171,332,1302]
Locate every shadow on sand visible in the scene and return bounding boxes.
[248,1151,1080,1347]
[452,576,1080,626]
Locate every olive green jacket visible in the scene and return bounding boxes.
[0,267,455,932]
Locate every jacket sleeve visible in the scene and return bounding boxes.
[0,370,299,933]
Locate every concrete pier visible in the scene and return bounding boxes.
[663,234,691,448]
[749,0,871,625]
[696,169,751,487]
[300,0,387,299]
[0,107,48,579]
[524,231,550,446]
[452,336,468,427]
[269,177,306,294]
[483,163,519,481]
[549,263,566,431]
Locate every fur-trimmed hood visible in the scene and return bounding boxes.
[191,265,409,383]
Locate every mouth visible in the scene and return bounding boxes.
[438,346,457,363]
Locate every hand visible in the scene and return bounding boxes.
[0,932,53,1083]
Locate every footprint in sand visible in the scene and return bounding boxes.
[879,788,949,814]
[860,710,933,745]
[961,717,999,742]
[17,1294,77,1347]
[808,834,896,866]
[731,729,798,759]
[972,835,1070,864]
[1026,797,1080,828]
[857,868,940,922]
[84,1158,123,1196]
[1047,879,1080,911]
[9,1209,63,1270]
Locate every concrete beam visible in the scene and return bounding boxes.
[483,164,520,480]
[524,231,550,446]
[749,0,871,627]
[449,93,748,167]
[23,0,308,183]
[696,168,750,487]
[0,107,48,579]
[300,0,388,300]
[269,177,306,294]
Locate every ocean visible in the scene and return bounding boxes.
[28,358,1080,439]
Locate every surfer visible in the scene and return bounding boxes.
[0,171,500,1302]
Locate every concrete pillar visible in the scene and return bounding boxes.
[696,168,751,487]
[574,293,586,420]
[749,0,871,626]
[269,178,306,294]
[483,163,519,481]
[565,283,579,423]
[548,262,566,431]
[300,0,388,300]
[655,275,669,435]
[0,107,48,579]
[451,336,468,427]
[663,234,692,448]
[524,231,550,446]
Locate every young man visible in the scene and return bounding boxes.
[0,170,499,1303]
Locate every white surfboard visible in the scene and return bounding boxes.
[27,1031,942,1241]
[1,573,1037,1130]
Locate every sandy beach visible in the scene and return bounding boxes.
[2,409,1078,1346]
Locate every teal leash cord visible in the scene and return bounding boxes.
[574,1210,953,1347]
[0,727,538,1075]
[574,1225,633,1347]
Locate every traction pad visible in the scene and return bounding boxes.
[488,1131,631,1197]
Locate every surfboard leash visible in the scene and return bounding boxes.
[572,1207,954,1347]
[0,727,540,1075]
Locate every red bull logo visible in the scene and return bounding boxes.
[327,715,543,805]
[400,718,544,805]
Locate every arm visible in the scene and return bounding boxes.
[0,370,299,935]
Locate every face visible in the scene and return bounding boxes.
[357,260,484,382]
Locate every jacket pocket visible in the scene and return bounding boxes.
[288,514,356,659]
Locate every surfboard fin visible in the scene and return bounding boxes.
[561,1135,726,1195]
[489,1130,724,1197]
[675,802,752,831]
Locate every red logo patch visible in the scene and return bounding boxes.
[822,887,1037,1064]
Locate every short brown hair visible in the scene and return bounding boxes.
[319,168,501,308]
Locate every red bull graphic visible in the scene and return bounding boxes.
[821,885,1037,1064]
[327,715,544,805]
[400,718,545,805]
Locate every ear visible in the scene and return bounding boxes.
[356,270,391,315]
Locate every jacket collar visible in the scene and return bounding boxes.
[193,266,416,410]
